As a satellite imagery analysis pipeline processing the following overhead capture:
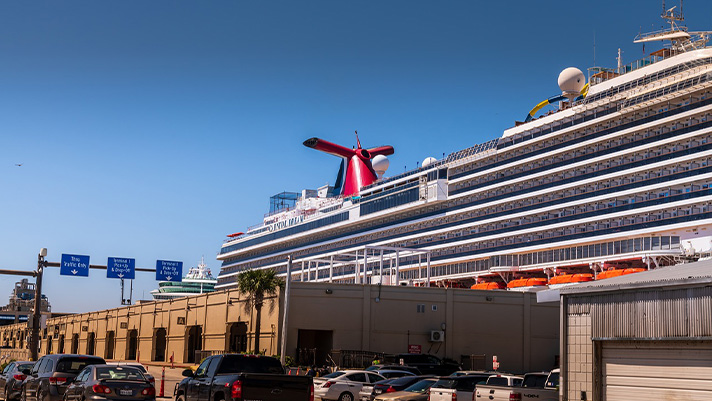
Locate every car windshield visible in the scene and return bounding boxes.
[487,377,510,386]
[322,371,346,379]
[118,364,147,373]
[56,358,105,374]
[389,376,417,386]
[217,356,284,374]
[432,379,456,389]
[546,372,559,388]
[522,375,548,388]
[96,367,145,381]
[17,363,35,371]
[404,379,436,393]
[365,366,378,371]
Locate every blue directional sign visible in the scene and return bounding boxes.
[107,257,135,279]
[60,254,90,277]
[156,260,182,282]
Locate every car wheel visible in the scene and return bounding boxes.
[337,392,354,401]
[176,394,185,401]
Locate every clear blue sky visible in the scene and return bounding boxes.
[2,1,711,313]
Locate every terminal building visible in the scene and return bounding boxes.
[0,283,559,374]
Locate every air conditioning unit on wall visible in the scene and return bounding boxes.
[430,330,445,342]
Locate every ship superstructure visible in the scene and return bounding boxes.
[0,279,51,325]
[217,6,712,290]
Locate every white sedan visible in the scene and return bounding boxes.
[314,370,386,401]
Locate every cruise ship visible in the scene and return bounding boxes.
[150,259,218,300]
[216,6,712,290]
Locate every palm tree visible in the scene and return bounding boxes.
[235,268,284,354]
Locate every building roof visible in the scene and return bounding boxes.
[559,259,712,295]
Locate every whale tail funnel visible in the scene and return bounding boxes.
[303,134,394,197]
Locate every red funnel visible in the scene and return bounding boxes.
[303,132,394,197]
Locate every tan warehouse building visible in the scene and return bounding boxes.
[1,282,559,373]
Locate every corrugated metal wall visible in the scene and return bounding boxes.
[568,286,712,339]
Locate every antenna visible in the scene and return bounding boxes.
[354,130,361,149]
[593,30,596,66]
[661,0,684,28]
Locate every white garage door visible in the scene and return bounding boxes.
[602,342,712,401]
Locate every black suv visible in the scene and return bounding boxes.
[21,354,105,401]
[384,354,461,376]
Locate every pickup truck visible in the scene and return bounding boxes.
[473,374,523,401]
[512,369,559,401]
[427,374,491,401]
[174,354,314,401]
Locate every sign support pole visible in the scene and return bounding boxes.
[280,255,292,366]
[30,249,46,361]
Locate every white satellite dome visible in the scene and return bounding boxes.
[558,67,585,98]
[372,154,389,178]
[422,157,437,168]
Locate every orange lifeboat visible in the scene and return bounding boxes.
[507,278,548,288]
[471,282,506,290]
[548,273,594,285]
[597,268,645,280]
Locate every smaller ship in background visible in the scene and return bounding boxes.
[150,258,217,300]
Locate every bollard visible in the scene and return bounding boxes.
[159,367,165,397]
[297,366,301,375]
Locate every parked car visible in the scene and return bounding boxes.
[364,366,421,375]
[63,365,154,401]
[373,378,436,401]
[448,370,496,377]
[174,354,313,401]
[368,375,433,400]
[370,370,414,380]
[313,370,384,401]
[383,354,460,376]
[104,363,154,385]
[21,354,106,401]
[513,369,559,401]
[473,374,525,401]
[358,372,414,401]
[0,361,35,401]
[427,374,491,401]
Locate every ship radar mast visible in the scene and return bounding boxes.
[634,0,711,52]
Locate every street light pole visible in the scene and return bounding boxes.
[30,248,47,361]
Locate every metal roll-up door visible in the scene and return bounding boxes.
[602,341,712,401]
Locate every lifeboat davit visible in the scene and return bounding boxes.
[597,268,645,280]
[507,278,548,288]
[471,282,506,290]
[548,273,594,285]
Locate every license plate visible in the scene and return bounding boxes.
[119,390,133,396]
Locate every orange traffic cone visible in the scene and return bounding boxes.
[159,367,165,397]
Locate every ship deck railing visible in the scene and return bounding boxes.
[227,196,347,243]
